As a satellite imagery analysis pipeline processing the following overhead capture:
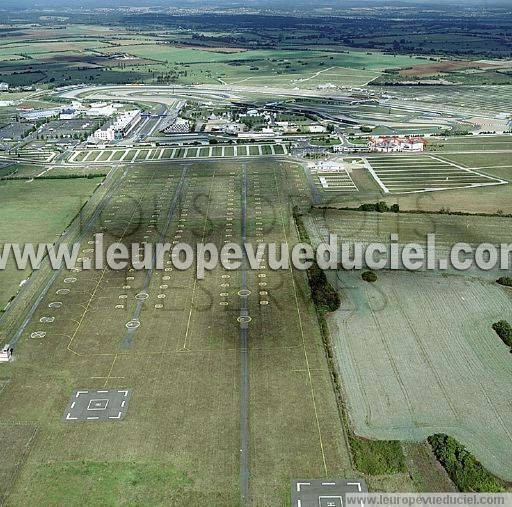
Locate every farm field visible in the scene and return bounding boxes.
[67,144,287,164]
[0,178,102,310]
[429,135,512,153]
[97,45,422,88]
[305,208,512,277]
[0,159,354,504]
[0,24,432,89]
[326,269,512,482]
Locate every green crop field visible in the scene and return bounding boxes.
[325,270,512,481]
[305,208,512,482]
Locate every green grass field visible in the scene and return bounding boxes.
[0,160,362,504]
[0,178,101,310]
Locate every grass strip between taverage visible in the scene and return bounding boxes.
[293,207,406,476]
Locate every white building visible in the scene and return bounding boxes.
[0,344,13,363]
[85,104,116,117]
[369,136,424,153]
[309,160,346,173]
[0,83,9,91]
[309,125,327,133]
[92,110,141,142]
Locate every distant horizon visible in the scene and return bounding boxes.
[0,0,506,9]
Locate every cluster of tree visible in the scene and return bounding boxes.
[496,276,512,287]
[307,261,340,314]
[358,202,399,213]
[361,271,377,283]
[428,434,504,492]
[293,208,340,314]
[492,320,512,349]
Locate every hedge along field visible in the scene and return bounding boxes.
[0,178,100,310]
[325,269,512,482]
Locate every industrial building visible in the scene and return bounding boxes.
[91,110,141,142]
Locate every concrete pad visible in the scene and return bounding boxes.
[291,479,367,507]
[62,389,132,422]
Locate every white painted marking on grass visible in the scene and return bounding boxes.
[68,151,80,163]
[106,151,117,163]
[364,158,390,193]
[430,154,508,185]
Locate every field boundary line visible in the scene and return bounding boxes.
[429,154,508,184]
